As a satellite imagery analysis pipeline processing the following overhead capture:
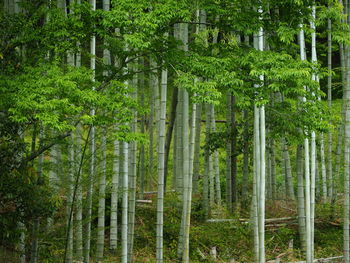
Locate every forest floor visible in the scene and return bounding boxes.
[102,194,343,263]
[0,195,343,263]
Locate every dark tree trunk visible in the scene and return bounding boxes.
[164,87,178,191]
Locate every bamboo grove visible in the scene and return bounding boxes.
[2,0,350,262]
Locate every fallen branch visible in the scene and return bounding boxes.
[136,200,152,204]
[206,217,296,224]
[287,256,343,263]
[143,190,176,195]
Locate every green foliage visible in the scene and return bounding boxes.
[0,0,347,261]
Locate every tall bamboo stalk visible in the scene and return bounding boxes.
[84,1,96,261]
[343,2,350,261]
[110,124,120,251]
[66,135,74,263]
[193,103,202,193]
[297,144,306,251]
[121,138,129,263]
[156,54,167,263]
[127,75,138,263]
[183,99,197,263]
[96,129,107,262]
[242,110,249,202]
[75,124,83,262]
[327,13,333,201]
[253,104,260,263]
[226,94,232,209]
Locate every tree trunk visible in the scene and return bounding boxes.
[110,124,120,251]
[183,100,197,263]
[327,14,333,202]
[230,95,237,207]
[66,135,74,263]
[164,88,178,191]
[258,105,266,263]
[226,93,232,210]
[193,103,202,193]
[127,76,138,263]
[253,104,260,263]
[84,1,96,261]
[96,130,107,262]
[210,105,221,205]
[206,104,214,208]
[177,22,190,261]
[320,134,328,201]
[121,139,129,263]
[300,23,313,263]
[343,2,350,261]
[271,139,276,200]
[297,144,306,252]
[282,137,295,200]
[176,86,184,195]
[242,110,249,202]
[31,127,44,263]
[139,63,146,199]
[75,124,83,262]
[156,56,167,263]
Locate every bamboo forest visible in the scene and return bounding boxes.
[5,0,350,262]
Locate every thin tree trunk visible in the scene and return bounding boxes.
[173,115,178,190]
[343,2,350,261]
[316,148,320,201]
[164,88,178,191]
[19,222,26,263]
[253,104,260,263]
[193,103,202,193]
[177,22,190,261]
[297,144,307,252]
[177,87,188,261]
[189,5,201,199]
[327,14,333,202]
[310,8,318,260]
[320,134,328,201]
[310,131,316,261]
[84,1,96,261]
[282,137,295,200]
[96,130,107,262]
[149,74,155,191]
[176,88,184,195]
[110,125,120,251]
[266,144,272,200]
[97,28,111,259]
[271,139,276,200]
[230,95,237,208]
[242,110,249,202]
[178,86,190,261]
[121,139,129,263]
[183,100,197,263]
[305,136,312,263]
[211,105,221,205]
[226,94,232,210]
[256,12,266,262]
[300,24,312,263]
[75,125,83,262]
[48,144,59,226]
[344,56,350,262]
[281,141,287,198]
[156,56,167,263]
[31,127,44,263]
[75,10,83,256]
[66,135,74,263]
[127,77,138,263]
[206,104,215,208]
[258,105,266,263]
